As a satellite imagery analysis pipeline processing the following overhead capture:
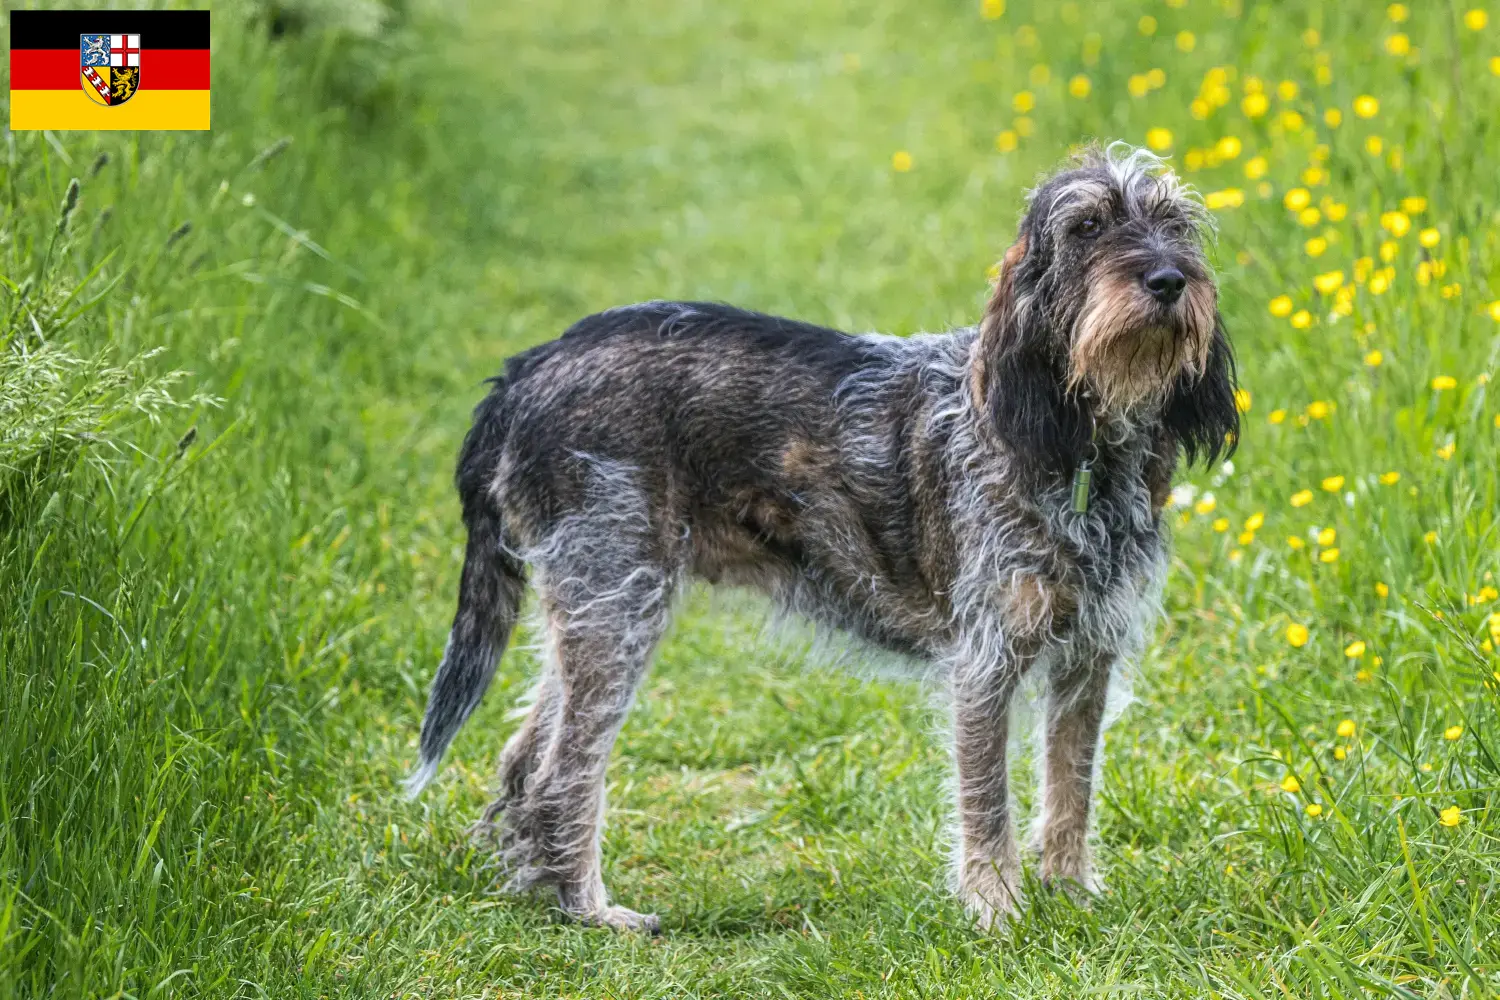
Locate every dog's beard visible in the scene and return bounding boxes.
[1067,273,1215,412]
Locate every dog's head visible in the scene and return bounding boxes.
[974,143,1238,474]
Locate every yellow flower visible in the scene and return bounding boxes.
[1334,745,1347,760]
[1243,92,1270,117]
[995,130,1019,153]
[891,150,913,172]
[1139,14,1157,34]
[1354,95,1380,118]
[1287,535,1306,550]
[1419,227,1441,248]
[1317,527,1337,546]
[1013,90,1035,113]
[1304,238,1328,258]
[1290,489,1314,507]
[1465,8,1489,29]
[1238,530,1255,545]
[1436,441,1455,460]
[1206,188,1245,209]
[1176,30,1196,52]
[1439,805,1464,827]
[1307,400,1330,419]
[1313,271,1344,295]
[1194,495,1217,515]
[1213,517,1230,532]
[1245,512,1265,531]
[1069,74,1091,98]
[1424,530,1438,544]
[1337,718,1357,737]
[980,0,1006,18]
[1215,136,1243,159]
[1129,74,1151,98]
[1291,309,1313,328]
[1381,211,1412,237]
[1321,476,1345,493]
[1281,110,1305,132]
[1269,409,1287,424]
[1283,188,1312,211]
[1305,802,1323,817]
[1389,3,1409,21]
[1234,388,1252,412]
[1245,155,1268,179]
[1280,773,1302,791]
[1344,641,1366,659]
[1431,375,1457,390]
[1379,240,1399,262]
[1356,669,1372,682]
[1299,207,1322,226]
[1379,471,1401,485]
[1269,295,1294,317]
[1146,127,1173,151]
[1493,55,1500,75]
[1385,33,1411,56]
[1323,108,1342,127]
[1376,581,1390,597]
[1444,724,1463,740]
[1365,350,1384,367]
[1489,300,1500,321]
[1320,547,1340,563]
[1401,196,1428,214]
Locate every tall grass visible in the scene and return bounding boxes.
[1,0,1497,996]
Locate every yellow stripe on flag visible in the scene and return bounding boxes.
[10,89,209,131]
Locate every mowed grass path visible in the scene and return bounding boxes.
[3,0,1498,996]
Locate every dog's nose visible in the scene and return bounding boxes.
[1144,267,1187,305]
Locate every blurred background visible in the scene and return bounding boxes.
[2,0,1498,995]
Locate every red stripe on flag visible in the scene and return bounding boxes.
[10,48,209,90]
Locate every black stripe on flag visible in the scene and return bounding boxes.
[9,10,210,50]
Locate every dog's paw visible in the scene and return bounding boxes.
[578,904,661,934]
[959,866,1024,932]
[1040,869,1101,907]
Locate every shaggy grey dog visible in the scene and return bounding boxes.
[405,144,1239,932]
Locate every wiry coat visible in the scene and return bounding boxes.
[406,146,1240,932]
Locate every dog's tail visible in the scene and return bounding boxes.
[403,382,527,798]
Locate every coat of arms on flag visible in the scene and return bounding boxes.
[80,34,141,106]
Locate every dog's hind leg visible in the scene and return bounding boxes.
[496,543,676,932]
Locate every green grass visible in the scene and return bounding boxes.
[2,0,1499,995]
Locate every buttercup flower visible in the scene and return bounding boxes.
[1269,295,1293,317]
[1344,641,1365,659]
[1069,74,1091,98]
[981,0,1005,18]
[1245,155,1268,179]
[1013,90,1035,113]
[1321,475,1345,492]
[1432,375,1457,390]
[1243,92,1269,117]
[1287,535,1306,550]
[1385,33,1410,56]
[1280,773,1302,791]
[1291,309,1313,327]
[1354,95,1380,118]
[1305,802,1323,817]
[1317,527,1336,545]
[1337,718,1357,737]
[1439,805,1463,827]
[1234,388,1252,412]
[1245,512,1265,530]
[1465,8,1488,29]
[891,151,913,172]
[1320,548,1340,563]
[1444,724,1463,740]
[1365,350,1384,366]
[1419,228,1441,248]
[1379,471,1401,485]
[1146,127,1173,151]
[1376,581,1390,597]
[1290,489,1314,507]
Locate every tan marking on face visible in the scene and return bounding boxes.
[1068,271,1216,412]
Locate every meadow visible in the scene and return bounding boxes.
[1,0,1498,996]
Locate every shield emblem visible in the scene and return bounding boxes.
[80,33,140,106]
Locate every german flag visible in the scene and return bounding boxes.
[10,10,209,131]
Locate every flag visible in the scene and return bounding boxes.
[10,10,209,131]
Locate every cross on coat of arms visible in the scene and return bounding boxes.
[80,33,140,106]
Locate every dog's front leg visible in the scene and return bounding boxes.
[1035,650,1112,896]
[950,652,1027,930]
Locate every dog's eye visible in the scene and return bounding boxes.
[1076,216,1102,237]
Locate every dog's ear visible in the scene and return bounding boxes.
[1163,312,1239,466]
[971,234,1088,475]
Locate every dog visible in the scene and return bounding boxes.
[404,143,1239,932]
